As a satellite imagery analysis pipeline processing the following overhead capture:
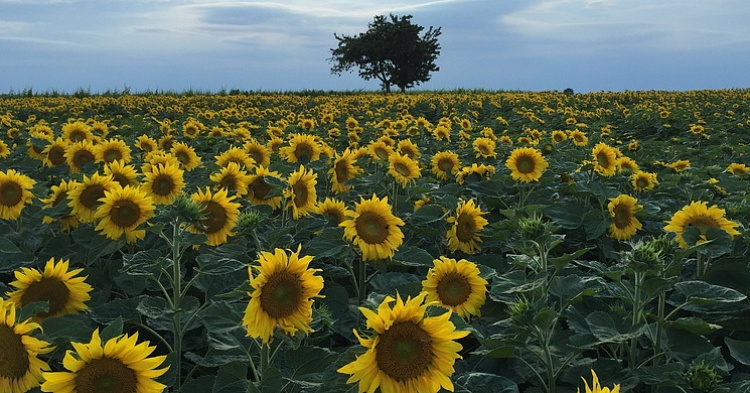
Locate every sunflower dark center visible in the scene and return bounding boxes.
[74,149,95,168]
[393,162,411,177]
[259,271,304,318]
[175,151,190,164]
[374,147,389,160]
[335,161,351,183]
[0,324,30,379]
[686,215,719,234]
[596,152,611,167]
[219,175,238,191]
[322,208,344,224]
[294,143,313,164]
[478,144,490,155]
[49,145,67,165]
[103,149,122,163]
[436,272,472,306]
[438,158,455,172]
[612,204,633,229]
[0,182,23,207]
[73,356,138,393]
[112,174,130,188]
[110,199,142,228]
[251,177,273,200]
[80,185,106,209]
[69,130,87,142]
[152,175,175,196]
[292,180,309,207]
[19,277,70,318]
[53,191,68,206]
[355,211,389,244]
[200,201,228,234]
[516,156,535,174]
[248,148,264,164]
[375,322,432,382]
[455,212,477,242]
[635,177,649,188]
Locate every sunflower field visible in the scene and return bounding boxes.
[1,89,749,393]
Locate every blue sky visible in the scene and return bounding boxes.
[2,0,749,93]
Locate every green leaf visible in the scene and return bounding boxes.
[585,310,643,343]
[630,363,684,385]
[583,209,608,240]
[726,337,750,365]
[408,204,446,226]
[100,316,124,342]
[548,274,600,305]
[121,249,168,276]
[305,227,354,259]
[195,256,247,276]
[671,281,747,309]
[182,376,215,392]
[549,247,595,270]
[544,202,587,229]
[455,373,519,393]
[670,317,721,335]
[392,245,435,267]
[212,362,251,393]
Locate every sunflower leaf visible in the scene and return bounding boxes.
[212,362,251,393]
[726,337,750,365]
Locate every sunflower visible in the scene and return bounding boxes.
[40,328,168,393]
[592,143,619,177]
[171,142,202,171]
[338,292,469,393]
[284,165,318,220]
[135,135,158,154]
[340,194,405,261]
[631,171,658,191]
[0,169,36,220]
[473,137,497,159]
[664,201,741,248]
[551,130,567,143]
[430,151,461,181]
[208,161,250,197]
[422,256,488,319]
[243,139,272,167]
[67,173,118,223]
[104,160,140,188]
[188,187,241,246]
[396,139,421,159]
[243,245,324,344]
[315,197,351,225]
[578,369,620,393]
[568,129,589,146]
[0,140,9,158]
[330,148,363,193]
[667,159,690,173]
[65,140,97,173]
[617,156,639,173]
[215,147,256,170]
[505,147,548,183]
[41,179,80,231]
[432,124,451,141]
[94,138,132,164]
[95,185,155,243]
[181,119,203,138]
[158,134,173,151]
[456,163,496,185]
[61,121,94,143]
[446,199,489,254]
[388,153,421,188]
[0,298,52,393]
[280,133,321,164]
[246,166,285,210]
[141,162,185,205]
[726,163,749,175]
[6,257,92,319]
[607,194,643,241]
[42,137,69,167]
[367,140,394,162]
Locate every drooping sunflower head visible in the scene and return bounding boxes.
[246,166,285,210]
[329,148,363,193]
[94,138,132,164]
[607,194,643,241]
[430,151,461,181]
[387,153,421,188]
[6,257,93,320]
[40,179,80,231]
[446,199,489,254]
[664,201,741,248]
[422,256,488,319]
[337,292,469,393]
[0,169,36,221]
[95,185,155,243]
[0,298,53,393]
[284,165,318,220]
[617,156,639,173]
[340,194,405,261]
[668,159,691,173]
[505,147,549,183]
[188,187,241,246]
[40,328,169,393]
[243,245,324,344]
[67,172,117,223]
[726,163,749,175]
[592,143,619,177]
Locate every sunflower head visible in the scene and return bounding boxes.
[340,194,405,261]
[422,256,488,319]
[506,147,549,183]
[446,199,489,254]
[607,194,643,241]
[664,201,741,248]
[0,169,36,221]
[0,298,53,393]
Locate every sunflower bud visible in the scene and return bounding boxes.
[236,210,264,233]
[627,239,663,273]
[684,361,721,391]
[169,194,203,224]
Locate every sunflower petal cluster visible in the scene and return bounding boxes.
[664,201,741,248]
[0,169,36,220]
[341,194,405,261]
[0,298,53,393]
[446,199,489,254]
[578,369,620,393]
[422,256,488,319]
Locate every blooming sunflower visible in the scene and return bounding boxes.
[135,135,158,154]
[284,165,318,220]
[170,142,201,171]
[188,187,241,246]
[422,256,488,319]
[0,140,10,158]
[104,160,140,188]
[280,133,322,164]
[396,139,421,159]
[243,139,272,167]
[95,185,155,243]
[668,159,690,173]
[726,163,749,175]
[67,173,118,223]
[568,129,589,146]
[0,169,36,220]
[215,147,255,170]
[338,292,469,393]
[0,298,52,393]
[456,163,496,185]
[578,369,620,393]
[181,119,203,138]
[446,199,489,254]
[664,201,741,248]
[367,140,394,162]
[473,137,497,159]
[40,328,168,393]
[551,130,567,143]
[607,194,643,241]
[243,245,324,344]
[41,137,69,167]
[315,197,351,225]
[388,153,421,188]
[329,148,363,193]
[94,138,132,164]
[64,140,97,173]
[141,162,185,205]
[340,194,405,261]
[141,151,180,174]
[505,147,549,183]
[41,179,80,231]
[430,151,461,181]
[210,161,252,197]
[246,166,285,210]
[592,143,619,177]
[61,121,94,143]
[631,171,658,191]
[6,257,92,319]
[617,156,639,173]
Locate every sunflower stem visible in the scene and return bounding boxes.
[259,341,271,381]
[170,217,184,392]
[358,257,367,303]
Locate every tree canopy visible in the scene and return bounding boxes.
[329,14,442,93]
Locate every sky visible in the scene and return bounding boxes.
[2,0,750,94]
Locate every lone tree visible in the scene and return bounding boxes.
[329,14,442,93]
